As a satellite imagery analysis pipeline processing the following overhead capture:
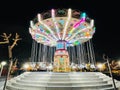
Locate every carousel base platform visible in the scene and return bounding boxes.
[6,72,120,90]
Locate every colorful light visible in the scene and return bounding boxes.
[90,19,94,28]
[62,8,72,40]
[51,9,61,39]
[81,12,86,20]
[29,9,95,47]
[73,18,85,28]
[66,26,90,41]
[73,12,86,29]
[65,12,86,41]
[73,41,80,45]
[37,14,58,41]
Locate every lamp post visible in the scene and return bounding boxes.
[0,61,7,76]
[103,54,117,90]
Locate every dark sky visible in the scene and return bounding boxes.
[0,0,120,60]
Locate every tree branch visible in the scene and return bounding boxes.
[0,33,11,44]
[10,33,21,49]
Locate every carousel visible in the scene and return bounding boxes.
[29,8,95,72]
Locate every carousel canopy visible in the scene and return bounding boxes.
[29,8,95,47]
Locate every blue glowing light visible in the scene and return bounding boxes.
[58,20,65,25]
[79,24,86,29]
[39,25,44,32]
[35,34,40,38]
[81,12,86,18]
[57,43,64,49]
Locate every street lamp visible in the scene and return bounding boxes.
[0,61,7,76]
[118,61,120,66]
[97,63,103,72]
[23,63,29,71]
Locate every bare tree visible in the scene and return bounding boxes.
[0,33,21,90]
[8,33,21,59]
[0,33,11,44]
[0,33,21,58]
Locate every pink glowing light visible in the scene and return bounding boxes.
[73,18,85,28]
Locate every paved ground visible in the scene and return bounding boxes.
[0,77,5,90]
[0,81,4,90]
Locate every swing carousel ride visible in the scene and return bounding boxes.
[29,8,95,72]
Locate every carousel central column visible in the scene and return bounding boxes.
[53,40,70,72]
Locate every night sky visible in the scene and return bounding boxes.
[0,0,120,61]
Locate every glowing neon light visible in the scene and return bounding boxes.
[69,12,86,34]
[73,18,85,28]
[65,12,86,40]
[66,26,91,41]
[29,9,95,47]
[51,9,55,18]
[34,33,52,42]
[51,9,61,39]
[62,8,72,40]
[68,36,92,45]
[79,24,86,29]
[67,18,85,37]
[59,20,64,25]
[69,36,92,43]
[37,29,55,41]
[30,21,34,28]
[37,14,58,41]
[30,26,55,43]
[90,19,94,28]
[73,41,80,45]
[29,28,35,35]
[38,14,41,22]
[81,12,86,20]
